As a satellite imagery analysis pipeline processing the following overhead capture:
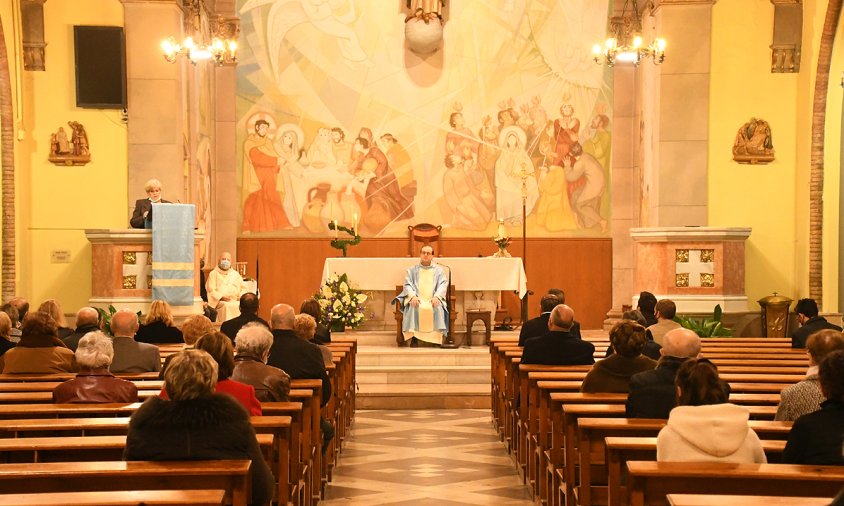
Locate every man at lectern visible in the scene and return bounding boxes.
[130,178,172,229]
[393,245,449,347]
[206,252,248,323]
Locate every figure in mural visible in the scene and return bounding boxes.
[563,143,607,232]
[307,127,336,168]
[242,119,290,232]
[525,97,555,169]
[240,0,368,83]
[552,101,580,166]
[495,126,538,224]
[380,133,415,190]
[583,113,611,170]
[442,154,492,231]
[445,104,477,157]
[330,127,351,165]
[349,127,374,172]
[477,115,500,191]
[274,126,309,227]
[355,137,414,232]
[535,163,576,232]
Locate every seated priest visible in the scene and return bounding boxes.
[205,252,248,322]
[393,245,449,347]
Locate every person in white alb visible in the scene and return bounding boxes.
[206,252,248,322]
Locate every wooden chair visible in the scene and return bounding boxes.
[407,223,442,257]
[393,285,458,346]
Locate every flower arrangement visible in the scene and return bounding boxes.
[314,273,368,330]
[493,236,511,249]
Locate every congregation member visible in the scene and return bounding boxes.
[221,292,267,343]
[109,309,161,374]
[294,313,333,366]
[0,304,21,341]
[646,298,681,345]
[393,245,448,347]
[129,178,171,229]
[0,311,77,373]
[267,303,334,450]
[206,251,248,322]
[776,329,844,421]
[52,331,138,403]
[782,349,844,465]
[519,294,561,347]
[792,298,842,348]
[0,312,13,358]
[604,312,662,361]
[581,321,656,393]
[135,300,183,344]
[634,291,658,327]
[232,323,291,402]
[300,298,331,344]
[546,288,582,339]
[193,331,262,415]
[37,299,73,340]
[626,328,703,419]
[62,306,100,351]
[125,349,274,506]
[159,314,215,378]
[520,304,595,366]
[657,358,766,463]
[8,297,29,326]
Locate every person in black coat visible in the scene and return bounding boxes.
[62,306,101,351]
[626,328,706,419]
[266,303,331,406]
[792,298,843,349]
[519,293,581,346]
[782,349,844,465]
[124,349,273,506]
[135,300,183,344]
[130,178,172,229]
[521,304,594,366]
[221,293,268,344]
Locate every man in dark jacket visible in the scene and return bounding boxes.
[221,293,268,344]
[792,298,842,349]
[626,328,700,419]
[62,306,101,351]
[519,290,581,346]
[521,304,594,365]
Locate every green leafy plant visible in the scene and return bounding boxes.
[95,305,142,335]
[673,304,732,337]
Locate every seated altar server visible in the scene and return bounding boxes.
[206,252,248,322]
[393,245,449,347]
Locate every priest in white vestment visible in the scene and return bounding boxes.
[206,252,248,322]
[393,245,449,346]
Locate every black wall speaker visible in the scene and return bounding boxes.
[74,25,127,109]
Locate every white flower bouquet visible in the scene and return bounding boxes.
[314,273,368,330]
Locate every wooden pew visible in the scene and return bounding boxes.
[0,489,227,505]
[665,494,832,506]
[626,461,844,506]
[0,460,251,506]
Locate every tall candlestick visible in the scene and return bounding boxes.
[333,220,338,239]
[497,219,507,239]
[353,213,358,236]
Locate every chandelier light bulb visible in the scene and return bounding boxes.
[633,36,643,48]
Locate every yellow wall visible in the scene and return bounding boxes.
[710,0,842,312]
[10,0,126,311]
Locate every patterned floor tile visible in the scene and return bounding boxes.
[322,409,534,505]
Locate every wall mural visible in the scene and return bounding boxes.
[236,0,612,238]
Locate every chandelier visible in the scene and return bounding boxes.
[161,0,238,65]
[592,0,666,66]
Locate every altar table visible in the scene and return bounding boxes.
[321,257,527,298]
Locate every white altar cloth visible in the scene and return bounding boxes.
[321,257,527,298]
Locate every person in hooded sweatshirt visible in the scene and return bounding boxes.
[581,320,656,393]
[656,358,766,464]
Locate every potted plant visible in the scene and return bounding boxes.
[673,304,733,337]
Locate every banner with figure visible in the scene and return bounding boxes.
[152,204,195,306]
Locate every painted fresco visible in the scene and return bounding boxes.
[236,0,613,238]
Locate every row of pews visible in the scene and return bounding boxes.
[489,335,844,506]
[0,337,358,506]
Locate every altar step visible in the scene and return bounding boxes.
[353,340,495,410]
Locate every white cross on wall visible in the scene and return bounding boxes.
[122,252,152,289]
[675,249,714,287]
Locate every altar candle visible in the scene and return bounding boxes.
[497,219,507,239]
[353,213,358,236]
[333,220,338,239]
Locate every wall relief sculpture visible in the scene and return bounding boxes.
[48,121,90,166]
[732,117,774,164]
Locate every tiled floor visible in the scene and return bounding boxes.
[322,409,534,505]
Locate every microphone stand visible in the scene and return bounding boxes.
[438,261,459,349]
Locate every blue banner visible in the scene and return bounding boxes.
[151,204,195,306]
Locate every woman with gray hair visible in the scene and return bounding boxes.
[231,322,291,402]
[52,331,138,403]
[125,349,274,506]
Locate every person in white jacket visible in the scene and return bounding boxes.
[657,358,767,464]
